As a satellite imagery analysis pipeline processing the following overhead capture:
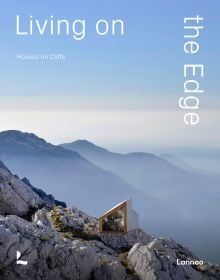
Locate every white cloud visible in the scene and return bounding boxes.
[0,109,219,149]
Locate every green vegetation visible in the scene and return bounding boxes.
[50,207,69,232]
[99,257,113,265]
[175,250,188,260]
[155,249,167,256]
[119,252,135,275]
[50,206,100,241]
[61,232,73,240]
[197,263,215,271]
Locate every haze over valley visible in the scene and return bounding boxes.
[0,130,220,264]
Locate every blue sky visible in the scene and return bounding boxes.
[0,0,219,148]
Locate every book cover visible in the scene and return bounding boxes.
[0,1,219,279]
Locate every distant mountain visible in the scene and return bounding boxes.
[0,130,80,158]
[60,140,220,203]
[1,161,219,280]
[160,154,196,172]
[65,140,110,156]
[156,146,220,174]
[161,153,220,177]
[61,140,220,263]
[0,130,167,230]
[21,177,66,208]
[1,131,220,262]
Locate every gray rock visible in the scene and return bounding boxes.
[0,161,219,280]
[128,240,220,280]
[0,167,43,217]
[46,206,99,237]
[21,177,66,208]
[0,215,126,280]
[100,228,153,251]
[94,261,126,280]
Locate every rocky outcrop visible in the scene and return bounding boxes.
[128,240,220,280]
[0,160,66,219]
[21,177,66,208]
[100,229,153,251]
[33,205,100,240]
[0,164,43,217]
[0,214,126,280]
[0,161,220,280]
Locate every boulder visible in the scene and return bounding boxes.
[0,161,220,280]
[0,215,126,280]
[128,239,220,280]
[0,167,43,217]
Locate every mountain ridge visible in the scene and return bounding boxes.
[60,139,220,198]
[1,161,219,279]
[60,139,220,263]
[0,130,83,159]
[1,131,220,263]
[0,130,163,224]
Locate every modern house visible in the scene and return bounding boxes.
[99,199,139,233]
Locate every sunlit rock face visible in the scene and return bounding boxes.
[0,161,220,280]
[0,163,43,217]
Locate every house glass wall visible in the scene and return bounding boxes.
[101,206,125,232]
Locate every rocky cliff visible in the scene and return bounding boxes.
[0,161,219,280]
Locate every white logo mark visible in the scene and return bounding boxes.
[16,251,28,265]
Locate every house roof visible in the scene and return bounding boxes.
[99,199,131,219]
